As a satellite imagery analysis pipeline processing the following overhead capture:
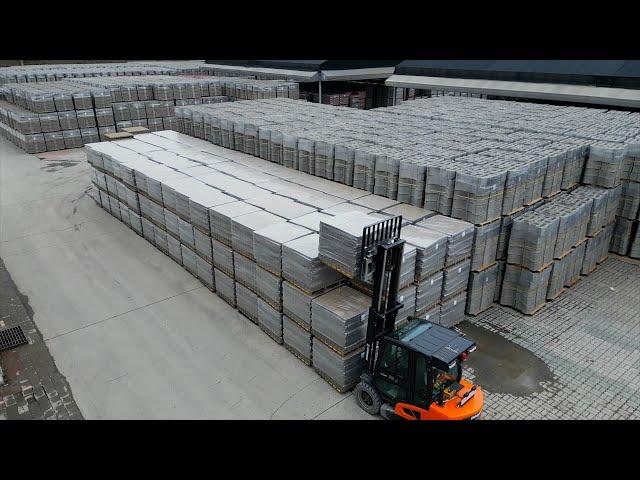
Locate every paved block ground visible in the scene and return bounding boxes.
[1,137,638,420]
[461,255,640,420]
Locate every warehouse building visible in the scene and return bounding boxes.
[386,60,640,110]
[206,60,403,108]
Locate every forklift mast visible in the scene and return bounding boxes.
[359,216,405,374]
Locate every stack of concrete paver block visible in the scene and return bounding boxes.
[467,263,499,315]
[0,62,191,84]
[172,96,640,283]
[257,297,284,343]
[414,215,473,323]
[502,185,620,314]
[396,285,418,326]
[282,315,313,364]
[311,338,364,393]
[231,210,284,259]
[254,222,312,313]
[317,212,385,277]
[609,144,640,255]
[0,68,301,153]
[0,78,224,152]
[417,215,474,267]
[629,224,640,259]
[401,225,447,280]
[282,234,345,295]
[309,285,370,391]
[84,111,638,387]
[215,269,236,307]
[236,282,258,322]
[311,286,370,354]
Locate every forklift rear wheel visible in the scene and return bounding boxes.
[355,381,381,415]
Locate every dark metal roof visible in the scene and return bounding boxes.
[206,60,402,72]
[394,321,475,369]
[394,60,640,89]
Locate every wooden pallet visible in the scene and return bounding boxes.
[349,277,372,296]
[122,180,137,192]
[233,249,255,263]
[283,311,312,332]
[256,290,283,312]
[284,343,312,366]
[151,219,167,232]
[475,215,501,226]
[219,294,236,309]
[503,205,525,217]
[561,182,579,191]
[542,190,562,200]
[524,196,543,207]
[138,190,164,209]
[317,255,356,280]
[256,262,282,279]
[195,250,213,266]
[259,325,284,345]
[216,265,235,279]
[283,277,344,299]
[523,302,547,316]
[313,368,356,394]
[507,260,553,273]
[237,308,258,325]
[565,277,581,288]
[472,261,498,274]
[466,302,496,317]
[547,287,566,301]
[194,224,211,237]
[211,234,232,248]
[311,329,364,358]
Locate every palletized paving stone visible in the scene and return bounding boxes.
[416,215,474,267]
[257,298,284,343]
[311,285,370,354]
[214,268,236,307]
[282,316,313,364]
[254,222,312,276]
[312,338,364,393]
[318,211,386,277]
[282,234,344,294]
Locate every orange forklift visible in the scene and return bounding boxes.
[353,216,484,420]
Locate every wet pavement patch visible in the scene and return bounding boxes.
[41,160,80,172]
[458,321,554,396]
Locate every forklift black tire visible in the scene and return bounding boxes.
[355,381,381,415]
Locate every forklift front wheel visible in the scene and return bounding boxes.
[355,381,381,415]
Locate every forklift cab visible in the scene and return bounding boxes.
[358,319,483,420]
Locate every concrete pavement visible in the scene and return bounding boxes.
[0,139,371,419]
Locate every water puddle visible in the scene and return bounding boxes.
[458,321,554,396]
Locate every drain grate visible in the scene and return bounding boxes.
[0,326,28,351]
